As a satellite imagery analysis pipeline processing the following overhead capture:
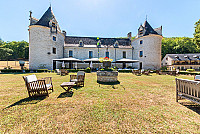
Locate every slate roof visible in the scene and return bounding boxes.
[35,6,56,27]
[136,20,159,38]
[142,20,158,36]
[167,54,200,61]
[65,36,131,47]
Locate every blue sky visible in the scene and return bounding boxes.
[0,0,199,42]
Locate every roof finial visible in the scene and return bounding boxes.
[49,0,51,7]
[146,15,147,21]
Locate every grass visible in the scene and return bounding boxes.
[1,73,200,133]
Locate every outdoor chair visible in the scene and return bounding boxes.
[55,69,60,75]
[70,71,85,87]
[156,70,161,75]
[61,69,68,76]
[142,70,150,75]
[132,69,141,75]
[23,74,53,97]
[194,75,200,81]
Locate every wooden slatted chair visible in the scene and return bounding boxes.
[70,71,85,87]
[23,74,53,97]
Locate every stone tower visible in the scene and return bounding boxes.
[29,6,65,70]
[132,20,163,70]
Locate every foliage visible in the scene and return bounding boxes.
[85,67,91,73]
[193,19,200,47]
[0,40,29,60]
[0,47,13,60]
[99,57,113,62]
[118,69,132,73]
[162,37,200,58]
[186,69,195,72]
[100,68,114,71]
[160,66,167,71]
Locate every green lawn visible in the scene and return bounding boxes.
[0,73,200,133]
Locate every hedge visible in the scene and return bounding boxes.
[118,70,132,73]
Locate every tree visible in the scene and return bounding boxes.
[194,19,200,47]
[0,47,13,60]
[162,37,200,58]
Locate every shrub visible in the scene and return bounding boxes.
[186,69,195,72]
[100,68,114,71]
[37,69,48,72]
[85,67,91,73]
[118,69,132,73]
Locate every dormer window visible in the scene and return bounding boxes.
[139,30,143,34]
[52,22,56,28]
[97,40,101,48]
[114,41,119,48]
[79,40,83,47]
[174,56,179,59]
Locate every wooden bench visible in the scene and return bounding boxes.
[175,78,200,104]
[23,74,53,97]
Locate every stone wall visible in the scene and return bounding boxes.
[29,25,64,70]
[97,71,118,82]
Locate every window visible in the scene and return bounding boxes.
[53,36,56,41]
[114,41,119,48]
[52,47,56,54]
[69,50,73,57]
[166,57,168,61]
[106,52,109,58]
[139,51,143,57]
[123,51,126,58]
[89,51,93,58]
[52,22,56,28]
[140,40,143,44]
[79,40,83,47]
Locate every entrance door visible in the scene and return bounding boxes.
[139,62,142,70]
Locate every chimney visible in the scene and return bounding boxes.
[127,32,132,39]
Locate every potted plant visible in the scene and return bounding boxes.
[99,57,113,69]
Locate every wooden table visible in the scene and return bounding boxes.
[60,82,75,92]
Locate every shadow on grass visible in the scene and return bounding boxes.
[57,91,74,98]
[97,80,120,85]
[4,96,46,110]
[180,102,200,115]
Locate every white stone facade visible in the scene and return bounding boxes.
[132,34,163,70]
[29,6,163,70]
[29,25,64,70]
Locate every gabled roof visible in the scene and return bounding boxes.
[167,53,200,61]
[142,20,158,36]
[35,6,56,27]
[65,36,131,47]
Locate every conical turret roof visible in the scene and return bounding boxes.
[36,6,56,27]
[142,20,158,36]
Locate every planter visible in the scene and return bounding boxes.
[97,71,118,82]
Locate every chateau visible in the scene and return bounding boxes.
[29,6,163,70]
